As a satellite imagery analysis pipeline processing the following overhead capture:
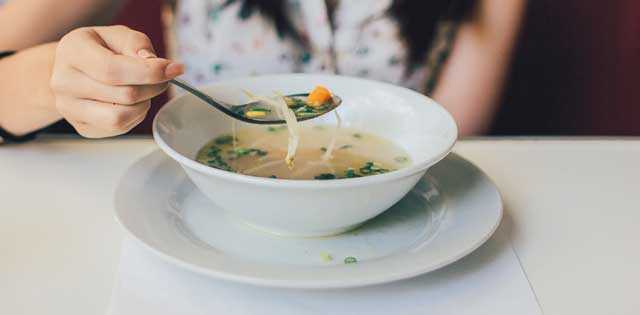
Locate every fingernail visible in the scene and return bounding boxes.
[165,62,185,77]
[137,49,157,58]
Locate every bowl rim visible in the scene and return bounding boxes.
[152,74,458,189]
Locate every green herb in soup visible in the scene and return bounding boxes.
[201,142,235,172]
[315,173,337,180]
[214,134,237,145]
[195,126,410,180]
[267,125,287,132]
[359,162,389,175]
[228,148,268,160]
[343,168,361,178]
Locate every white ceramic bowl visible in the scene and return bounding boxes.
[153,74,457,237]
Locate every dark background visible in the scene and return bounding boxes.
[111,0,639,135]
[492,0,640,135]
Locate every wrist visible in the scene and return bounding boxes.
[0,42,62,135]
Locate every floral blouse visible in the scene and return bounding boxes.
[175,0,457,94]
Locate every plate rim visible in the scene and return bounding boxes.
[114,151,503,289]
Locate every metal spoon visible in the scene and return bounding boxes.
[170,78,342,125]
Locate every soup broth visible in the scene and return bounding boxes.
[195,126,410,180]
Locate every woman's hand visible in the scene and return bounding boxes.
[50,25,184,138]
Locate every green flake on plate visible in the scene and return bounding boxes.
[344,257,358,264]
[320,253,333,263]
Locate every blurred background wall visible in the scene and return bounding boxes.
[492,0,640,135]
[113,0,640,136]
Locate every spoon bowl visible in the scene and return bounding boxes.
[170,78,342,125]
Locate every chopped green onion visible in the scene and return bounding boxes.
[248,107,271,112]
[344,257,358,264]
[267,125,287,132]
[206,146,222,157]
[214,134,237,145]
[315,173,337,180]
[344,168,361,178]
[204,145,235,173]
[228,148,268,160]
[352,133,362,139]
[295,112,319,117]
[339,144,353,150]
[320,147,327,152]
[286,97,307,109]
[360,161,388,175]
[295,105,314,113]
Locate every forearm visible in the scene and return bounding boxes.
[432,0,526,136]
[0,0,122,50]
[432,24,511,136]
[0,43,61,135]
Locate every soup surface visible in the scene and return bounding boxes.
[195,125,410,180]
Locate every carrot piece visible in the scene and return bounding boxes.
[307,86,332,107]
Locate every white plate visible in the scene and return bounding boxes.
[114,150,502,289]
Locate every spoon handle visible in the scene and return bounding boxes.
[169,78,286,125]
[169,78,230,114]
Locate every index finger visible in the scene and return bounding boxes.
[93,25,156,58]
[66,28,183,85]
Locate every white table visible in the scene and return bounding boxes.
[1,137,639,315]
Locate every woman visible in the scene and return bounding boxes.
[0,0,524,141]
